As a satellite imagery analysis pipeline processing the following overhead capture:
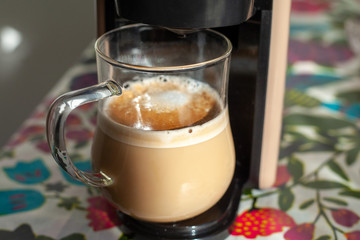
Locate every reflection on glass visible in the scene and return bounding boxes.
[0,26,22,53]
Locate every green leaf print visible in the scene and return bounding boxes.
[284,89,321,108]
[119,234,134,240]
[283,114,356,130]
[323,197,348,206]
[57,197,81,211]
[339,189,360,199]
[279,141,304,159]
[302,180,349,189]
[74,141,89,149]
[299,142,335,152]
[337,90,360,103]
[37,236,55,240]
[60,233,86,240]
[0,150,15,160]
[299,199,315,209]
[345,148,360,165]
[316,235,331,240]
[327,160,349,181]
[287,155,304,181]
[278,188,295,211]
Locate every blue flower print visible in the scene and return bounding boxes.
[0,189,45,215]
[3,158,50,184]
[61,161,91,185]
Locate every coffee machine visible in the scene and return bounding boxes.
[96,0,291,239]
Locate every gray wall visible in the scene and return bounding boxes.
[0,0,95,146]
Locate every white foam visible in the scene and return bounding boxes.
[124,75,207,95]
[119,76,207,114]
[98,108,228,148]
[148,90,190,111]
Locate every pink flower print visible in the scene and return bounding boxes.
[345,231,360,240]
[90,114,97,126]
[66,129,93,142]
[228,208,295,238]
[284,223,315,240]
[292,0,330,13]
[6,136,26,148]
[44,97,57,108]
[331,209,360,227]
[20,125,45,137]
[86,196,121,231]
[30,111,46,119]
[35,141,51,153]
[66,114,82,126]
[70,73,98,91]
[273,165,291,187]
[78,102,96,111]
[6,125,45,148]
[288,40,354,66]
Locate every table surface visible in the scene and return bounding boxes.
[1,1,360,239]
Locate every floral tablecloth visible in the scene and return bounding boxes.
[1,0,360,239]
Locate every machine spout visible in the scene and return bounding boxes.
[164,27,200,36]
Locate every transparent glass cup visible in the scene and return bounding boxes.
[46,24,235,223]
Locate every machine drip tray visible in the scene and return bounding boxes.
[117,176,244,239]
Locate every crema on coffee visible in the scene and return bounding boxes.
[91,76,235,222]
[107,76,221,131]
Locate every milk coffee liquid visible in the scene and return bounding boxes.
[91,76,235,222]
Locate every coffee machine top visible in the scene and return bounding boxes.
[115,0,259,29]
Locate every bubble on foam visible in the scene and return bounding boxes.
[148,90,190,111]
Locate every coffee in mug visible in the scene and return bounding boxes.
[92,76,235,222]
[46,24,234,223]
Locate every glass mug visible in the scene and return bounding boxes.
[46,24,235,223]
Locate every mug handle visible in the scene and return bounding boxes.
[46,80,122,187]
